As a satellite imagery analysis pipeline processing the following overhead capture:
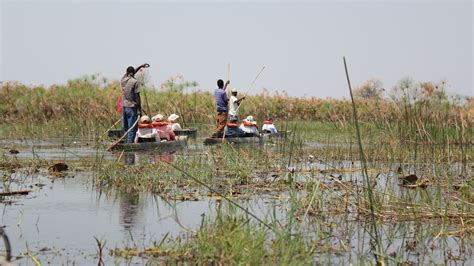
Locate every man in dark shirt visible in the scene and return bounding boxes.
[121,63,149,143]
[212,79,230,137]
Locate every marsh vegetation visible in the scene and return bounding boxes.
[0,78,472,264]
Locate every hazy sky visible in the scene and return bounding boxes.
[1,0,472,98]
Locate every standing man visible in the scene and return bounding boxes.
[212,79,230,138]
[228,89,245,120]
[121,63,149,143]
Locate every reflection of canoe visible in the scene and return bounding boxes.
[108,128,197,138]
[110,138,187,151]
[204,135,270,145]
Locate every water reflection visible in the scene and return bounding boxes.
[121,151,176,165]
[119,192,140,231]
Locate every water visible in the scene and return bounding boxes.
[0,138,472,264]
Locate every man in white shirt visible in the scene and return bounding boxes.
[228,89,246,120]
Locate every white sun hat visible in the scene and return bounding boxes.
[140,115,150,124]
[152,114,164,122]
[246,115,254,122]
[231,88,237,93]
[168,114,179,121]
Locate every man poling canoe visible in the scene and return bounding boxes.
[119,63,150,143]
[212,79,230,138]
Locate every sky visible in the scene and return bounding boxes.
[1,0,472,98]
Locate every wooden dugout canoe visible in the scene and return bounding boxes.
[108,128,197,138]
[110,138,187,152]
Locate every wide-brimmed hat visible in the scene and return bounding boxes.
[152,114,164,122]
[168,114,179,121]
[140,115,151,124]
[245,115,254,121]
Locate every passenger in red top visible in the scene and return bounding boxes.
[151,114,176,141]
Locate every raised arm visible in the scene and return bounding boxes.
[223,80,230,91]
[134,63,150,74]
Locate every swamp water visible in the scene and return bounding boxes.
[0,138,472,265]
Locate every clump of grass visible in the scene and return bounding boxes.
[112,204,315,265]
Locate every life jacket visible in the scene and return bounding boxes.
[263,120,273,125]
[242,121,257,127]
[152,121,169,127]
[138,123,153,128]
[227,123,238,127]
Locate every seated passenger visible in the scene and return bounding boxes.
[134,115,160,143]
[225,117,246,138]
[168,113,182,131]
[239,116,260,137]
[151,114,176,141]
[261,117,278,134]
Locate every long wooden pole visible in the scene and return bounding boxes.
[107,116,139,150]
[235,65,266,112]
[221,63,231,143]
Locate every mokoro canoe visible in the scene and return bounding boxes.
[203,135,270,145]
[110,138,187,151]
[203,131,291,145]
[108,128,197,138]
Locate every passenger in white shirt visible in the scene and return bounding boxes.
[134,115,160,143]
[261,117,278,134]
[168,113,182,131]
[239,115,260,136]
[228,89,246,120]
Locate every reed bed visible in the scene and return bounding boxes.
[0,75,472,264]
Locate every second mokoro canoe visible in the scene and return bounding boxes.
[203,135,270,145]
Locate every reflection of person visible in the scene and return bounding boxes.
[119,192,140,231]
[123,152,136,165]
[121,63,150,143]
[212,79,230,138]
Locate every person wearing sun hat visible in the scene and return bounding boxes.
[168,113,182,131]
[239,115,259,137]
[134,115,160,143]
[261,117,278,134]
[228,89,246,120]
[225,116,246,138]
[151,114,176,141]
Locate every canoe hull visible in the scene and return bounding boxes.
[108,128,197,138]
[110,138,187,152]
[203,136,268,145]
